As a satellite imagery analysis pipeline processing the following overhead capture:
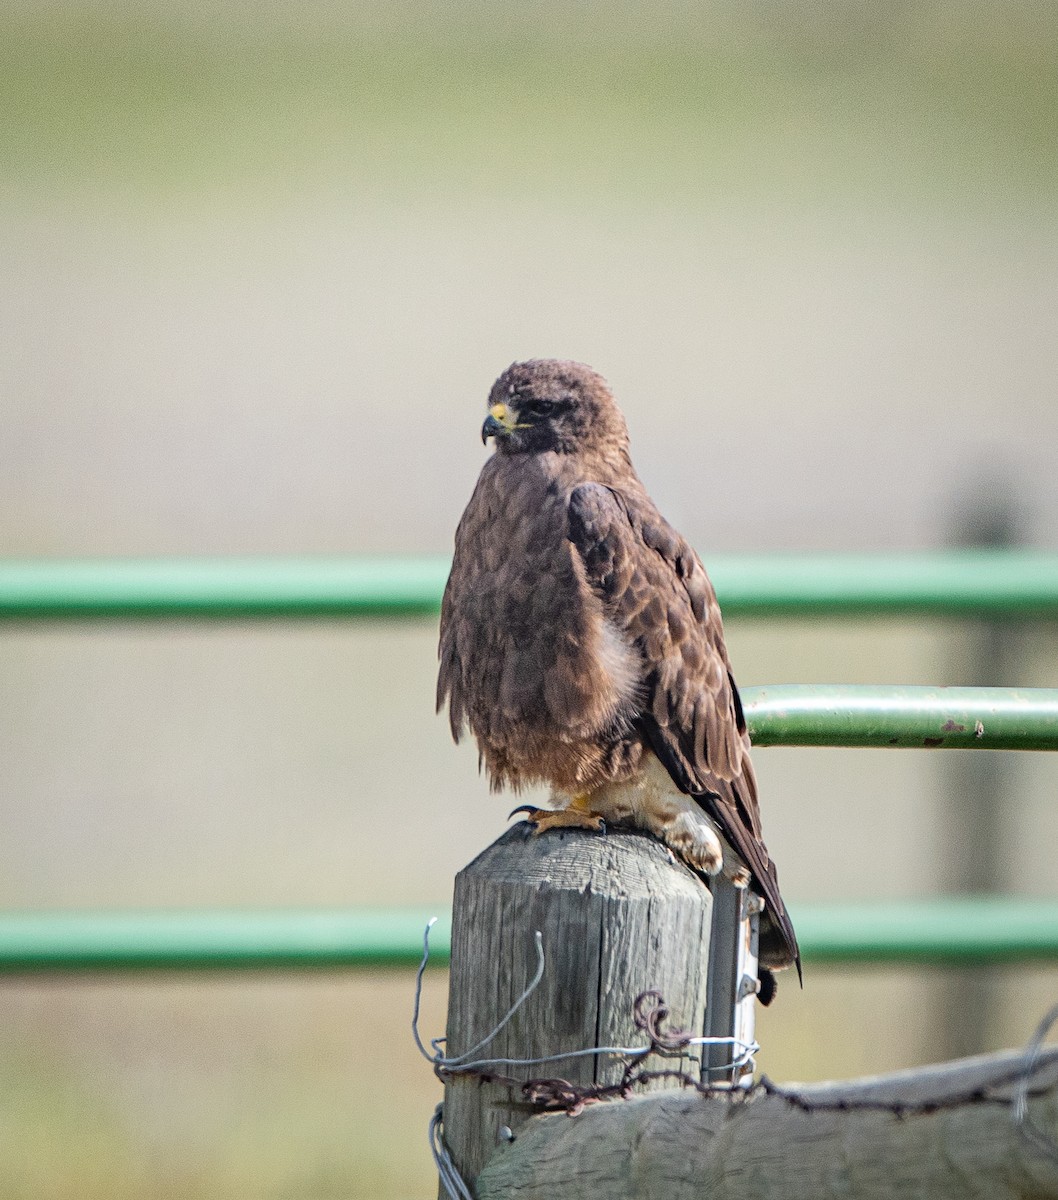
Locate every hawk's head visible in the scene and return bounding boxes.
[482,359,630,457]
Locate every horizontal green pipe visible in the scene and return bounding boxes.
[744,685,1058,751]
[1,900,1057,973]
[710,549,1058,617]
[0,909,452,973]
[2,550,1058,620]
[795,897,1058,965]
[0,556,452,620]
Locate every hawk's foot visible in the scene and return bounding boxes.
[662,811,723,875]
[509,804,606,834]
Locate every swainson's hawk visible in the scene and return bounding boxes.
[437,359,799,979]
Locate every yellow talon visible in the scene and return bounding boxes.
[510,806,606,834]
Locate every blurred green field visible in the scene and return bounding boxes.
[0,972,450,1200]
[1,1,1056,203]
[2,2,1058,1197]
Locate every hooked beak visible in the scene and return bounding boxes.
[481,402,515,444]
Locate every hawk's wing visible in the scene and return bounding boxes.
[567,482,799,973]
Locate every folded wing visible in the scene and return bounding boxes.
[567,482,800,973]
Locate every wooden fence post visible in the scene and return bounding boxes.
[439,822,717,1196]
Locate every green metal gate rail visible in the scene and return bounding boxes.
[2,549,1058,619]
[744,685,1058,751]
[0,908,444,973]
[2,898,1058,973]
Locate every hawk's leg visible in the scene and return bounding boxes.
[658,809,723,876]
[510,793,606,834]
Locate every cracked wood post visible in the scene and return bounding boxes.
[474,1045,1058,1199]
[440,822,740,1197]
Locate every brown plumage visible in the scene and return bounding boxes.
[437,359,799,977]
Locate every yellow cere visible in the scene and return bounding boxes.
[489,403,508,421]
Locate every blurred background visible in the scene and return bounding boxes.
[2,0,1057,1195]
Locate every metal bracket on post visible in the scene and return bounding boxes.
[703,873,760,1088]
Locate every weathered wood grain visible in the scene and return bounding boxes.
[476,1045,1058,1199]
[441,823,713,1195]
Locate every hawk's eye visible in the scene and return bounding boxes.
[525,397,555,417]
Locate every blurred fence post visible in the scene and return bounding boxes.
[942,475,1022,1059]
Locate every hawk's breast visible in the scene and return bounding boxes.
[438,453,647,789]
